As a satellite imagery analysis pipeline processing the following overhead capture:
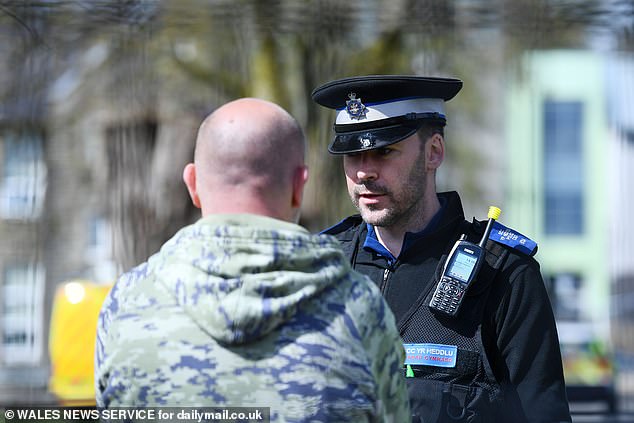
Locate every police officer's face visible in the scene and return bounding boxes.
[343,133,427,228]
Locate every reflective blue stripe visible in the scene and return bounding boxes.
[489,221,538,256]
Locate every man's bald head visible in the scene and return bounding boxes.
[183,98,308,222]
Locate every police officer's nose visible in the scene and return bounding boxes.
[354,154,378,182]
[356,167,378,182]
[344,152,378,183]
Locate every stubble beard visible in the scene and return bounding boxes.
[350,154,427,230]
[352,189,400,227]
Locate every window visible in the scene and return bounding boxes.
[543,101,584,235]
[0,131,47,220]
[1,263,44,364]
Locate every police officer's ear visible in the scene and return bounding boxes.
[182,163,201,209]
[425,133,445,171]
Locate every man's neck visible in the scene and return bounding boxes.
[374,194,441,257]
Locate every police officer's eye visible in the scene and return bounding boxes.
[376,148,393,156]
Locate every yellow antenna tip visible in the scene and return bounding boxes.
[488,206,502,220]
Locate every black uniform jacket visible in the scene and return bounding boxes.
[324,191,572,423]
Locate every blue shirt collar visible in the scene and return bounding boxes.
[362,196,448,263]
[364,225,396,263]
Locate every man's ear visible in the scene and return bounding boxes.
[182,163,201,209]
[426,133,445,171]
[291,165,309,209]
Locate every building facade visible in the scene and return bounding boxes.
[506,50,634,409]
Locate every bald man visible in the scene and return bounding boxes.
[182,98,308,223]
[95,98,410,422]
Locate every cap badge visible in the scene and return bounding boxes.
[346,93,367,120]
[359,133,375,149]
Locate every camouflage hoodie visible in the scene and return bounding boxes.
[95,214,409,422]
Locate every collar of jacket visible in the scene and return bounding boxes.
[352,191,466,266]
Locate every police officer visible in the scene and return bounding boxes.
[312,75,572,423]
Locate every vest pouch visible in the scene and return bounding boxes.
[409,379,494,423]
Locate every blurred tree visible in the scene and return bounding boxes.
[1,0,628,269]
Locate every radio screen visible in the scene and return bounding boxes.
[448,251,477,283]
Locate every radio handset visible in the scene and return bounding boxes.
[429,206,501,317]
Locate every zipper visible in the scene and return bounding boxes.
[380,267,390,294]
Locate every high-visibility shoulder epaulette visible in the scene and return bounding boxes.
[488,221,538,257]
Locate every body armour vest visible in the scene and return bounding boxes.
[328,216,513,423]
[398,230,509,423]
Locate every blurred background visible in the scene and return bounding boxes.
[0,0,633,420]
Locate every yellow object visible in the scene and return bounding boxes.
[487,206,502,220]
[48,280,112,406]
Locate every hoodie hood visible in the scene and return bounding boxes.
[151,214,350,346]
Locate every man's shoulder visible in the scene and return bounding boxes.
[463,220,549,315]
[320,215,364,240]
[467,218,538,260]
[99,258,162,322]
[461,219,544,299]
